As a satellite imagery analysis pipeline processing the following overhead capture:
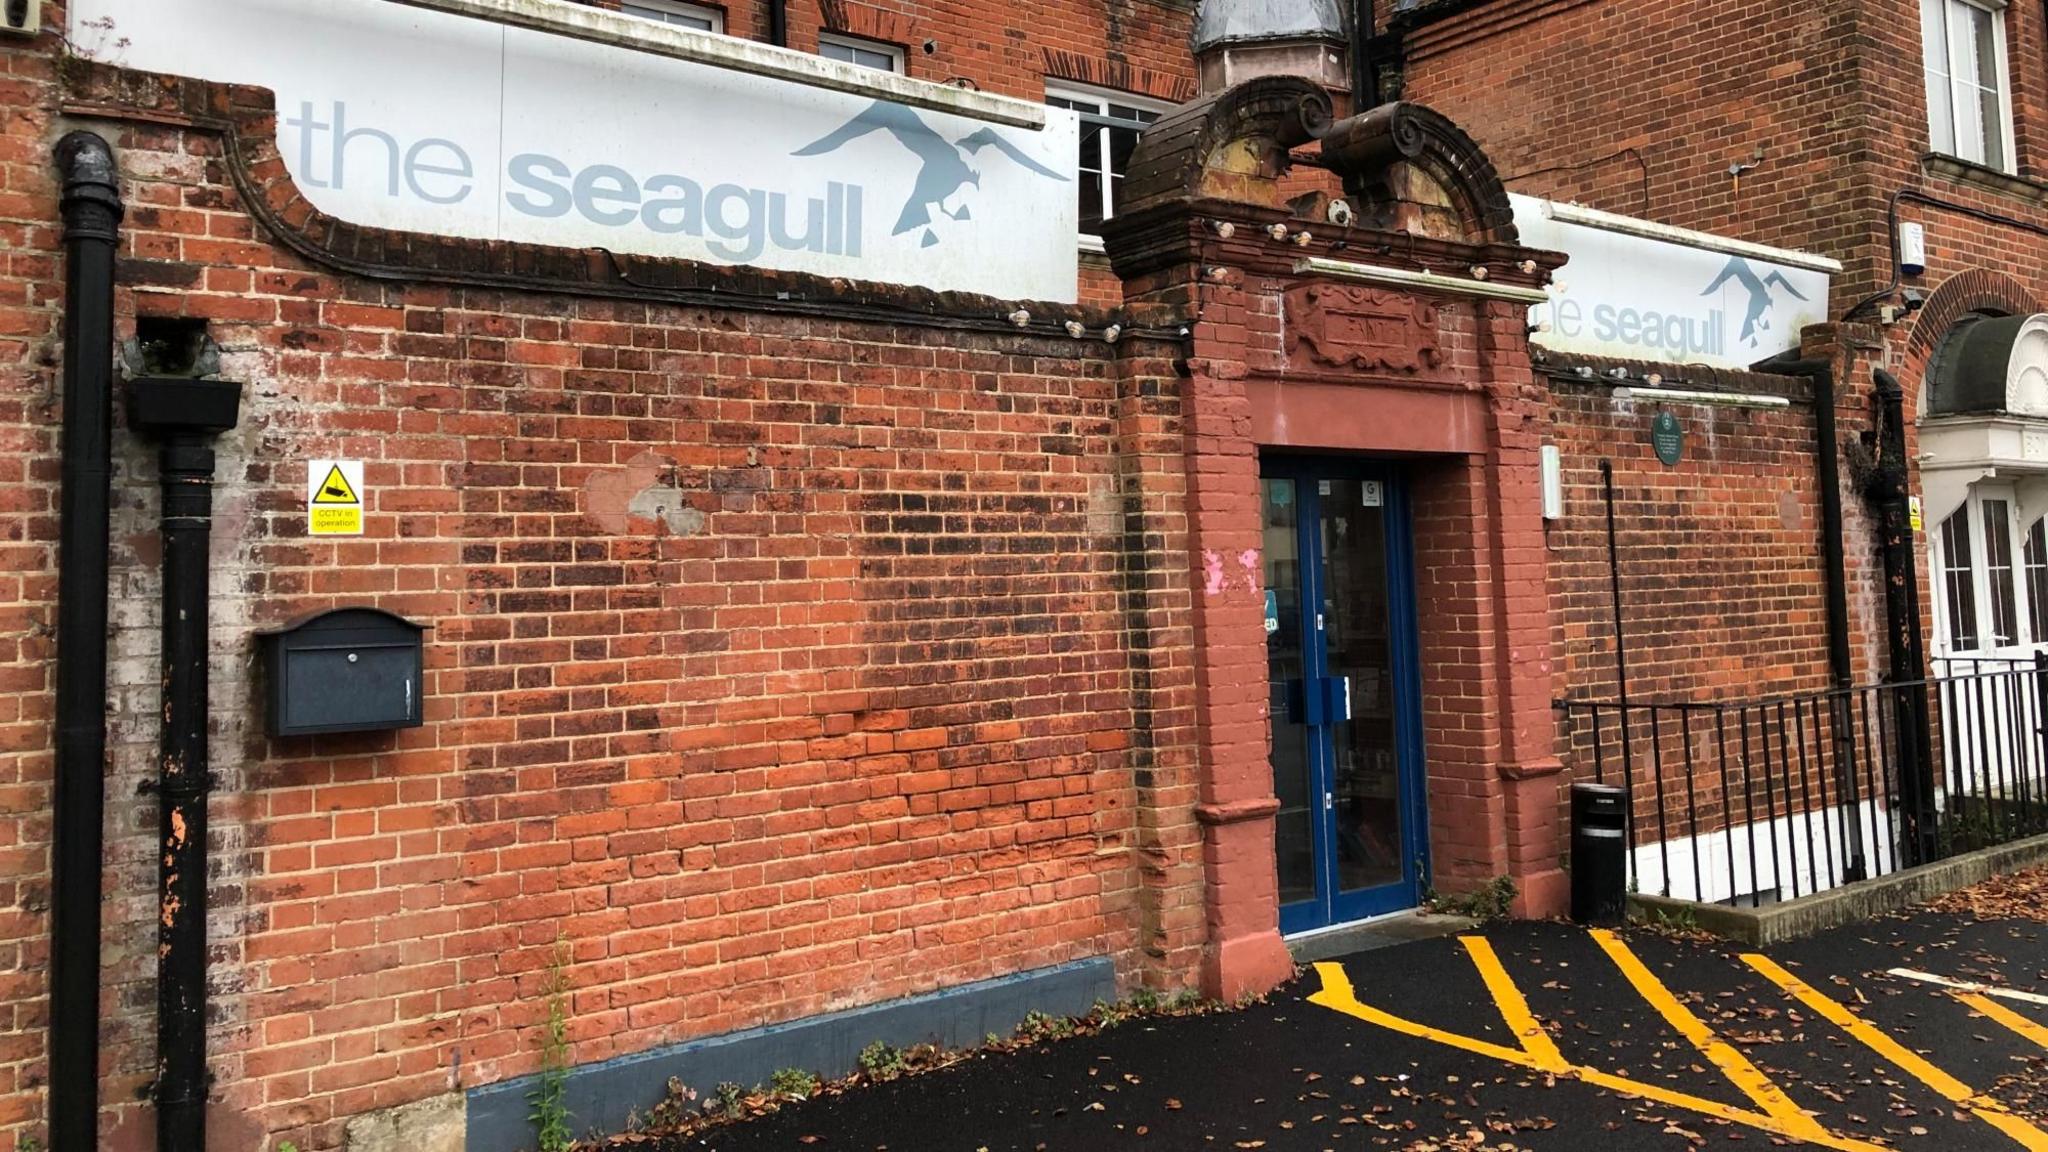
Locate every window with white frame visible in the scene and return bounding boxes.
[619,0,723,32]
[1046,86,1170,239]
[1941,503,1983,650]
[1934,486,2048,654]
[1921,0,2015,171]
[2027,517,2048,640]
[818,33,902,72]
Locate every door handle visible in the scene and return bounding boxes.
[1286,678,1353,726]
[1322,675,1351,723]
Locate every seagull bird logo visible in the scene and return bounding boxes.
[792,101,1067,248]
[1701,256,1809,347]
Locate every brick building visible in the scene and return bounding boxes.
[0,1,1991,1151]
[1385,0,2048,697]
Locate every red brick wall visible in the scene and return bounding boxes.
[1540,355,1895,855]
[1395,0,1884,310]
[1392,0,2048,387]
[1390,1,1935,849]
[1547,374,1834,706]
[0,21,72,1150]
[0,6,1211,1147]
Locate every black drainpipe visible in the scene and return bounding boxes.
[768,0,787,47]
[1351,0,1377,106]
[1766,355,1865,878]
[48,130,122,1152]
[128,376,242,1152]
[1870,368,1937,865]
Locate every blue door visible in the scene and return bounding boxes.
[1261,458,1429,934]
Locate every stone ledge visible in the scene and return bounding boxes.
[1921,153,2048,209]
[1627,830,2048,947]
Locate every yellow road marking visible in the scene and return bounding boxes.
[1307,960,1888,1152]
[1959,991,2048,1053]
[1589,928,1826,1138]
[1744,952,2048,1151]
[1460,936,1568,1071]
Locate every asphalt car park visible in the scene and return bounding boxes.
[665,882,2048,1152]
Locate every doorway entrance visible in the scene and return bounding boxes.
[1261,457,1428,934]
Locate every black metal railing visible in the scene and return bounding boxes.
[1558,657,2048,907]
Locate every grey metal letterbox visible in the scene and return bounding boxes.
[257,608,426,737]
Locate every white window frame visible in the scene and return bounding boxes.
[618,0,724,33]
[1046,83,1172,252]
[817,32,903,73]
[1921,0,2018,173]
[1935,483,2039,654]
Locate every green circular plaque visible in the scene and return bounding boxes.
[1651,410,1683,467]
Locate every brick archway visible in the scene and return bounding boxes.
[1903,269,2041,412]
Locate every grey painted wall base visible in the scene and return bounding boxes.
[466,956,1116,1152]
[1628,830,2048,946]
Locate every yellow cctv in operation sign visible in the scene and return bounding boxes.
[308,459,364,536]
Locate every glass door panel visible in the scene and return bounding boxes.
[1319,477,1405,899]
[1262,460,1426,933]
[1262,478,1316,908]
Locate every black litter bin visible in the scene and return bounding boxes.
[1570,782,1628,924]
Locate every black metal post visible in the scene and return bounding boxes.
[1870,368,1937,864]
[1600,459,1635,888]
[1352,0,1379,106]
[1600,459,1632,741]
[49,130,122,1152]
[129,377,243,1152]
[2036,651,2048,822]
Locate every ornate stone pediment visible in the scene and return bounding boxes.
[1284,284,1441,374]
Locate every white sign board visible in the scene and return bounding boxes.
[1512,195,1834,370]
[73,0,1080,301]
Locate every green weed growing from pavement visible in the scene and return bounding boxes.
[769,1068,820,1100]
[19,1137,42,1152]
[1426,875,1518,921]
[527,940,574,1152]
[1017,1008,1075,1041]
[711,1081,747,1118]
[1634,903,1700,933]
[858,1040,907,1079]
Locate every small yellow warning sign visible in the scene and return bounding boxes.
[312,464,359,504]
[307,459,364,536]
